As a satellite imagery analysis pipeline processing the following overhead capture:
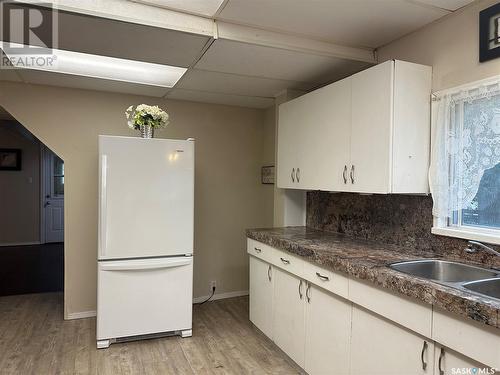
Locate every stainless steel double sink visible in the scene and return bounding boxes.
[389,259,500,301]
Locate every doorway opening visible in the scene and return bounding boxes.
[0,106,64,297]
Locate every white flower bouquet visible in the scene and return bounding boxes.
[125,104,170,138]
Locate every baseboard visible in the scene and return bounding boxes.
[66,291,249,320]
[66,310,96,320]
[0,241,41,247]
[193,290,249,304]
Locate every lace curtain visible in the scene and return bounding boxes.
[430,76,500,221]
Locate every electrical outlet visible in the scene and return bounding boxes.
[210,280,217,290]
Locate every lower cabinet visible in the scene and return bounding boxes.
[249,256,273,339]
[350,306,434,375]
[272,267,306,367]
[433,345,492,375]
[305,283,352,375]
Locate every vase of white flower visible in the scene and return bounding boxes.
[139,124,154,138]
[125,104,170,138]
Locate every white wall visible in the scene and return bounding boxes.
[0,81,274,317]
[0,122,40,245]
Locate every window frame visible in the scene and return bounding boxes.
[431,76,500,245]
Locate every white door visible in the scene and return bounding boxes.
[97,256,193,340]
[249,256,274,339]
[434,346,492,375]
[305,284,352,375]
[301,77,352,191]
[273,267,306,367]
[99,136,194,260]
[350,306,434,375]
[350,60,393,193]
[42,146,64,243]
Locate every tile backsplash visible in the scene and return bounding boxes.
[306,191,500,267]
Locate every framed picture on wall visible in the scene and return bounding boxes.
[0,148,22,170]
[479,2,500,62]
[261,165,275,184]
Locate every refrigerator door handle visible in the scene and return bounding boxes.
[100,257,192,271]
[99,154,108,257]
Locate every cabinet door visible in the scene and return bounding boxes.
[350,60,393,193]
[277,100,301,189]
[249,256,274,339]
[273,268,306,367]
[305,284,352,375]
[434,346,493,375]
[350,306,433,375]
[300,77,351,191]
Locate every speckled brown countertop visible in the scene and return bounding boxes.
[246,226,500,329]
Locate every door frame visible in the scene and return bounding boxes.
[39,144,46,244]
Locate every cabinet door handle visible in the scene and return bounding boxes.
[420,341,428,371]
[306,282,311,303]
[350,165,355,184]
[280,257,290,265]
[316,272,329,281]
[268,265,272,282]
[438,348,445,375]
[343,165,347,184]
[298,279,303,299]
[291,168,295,182]
[296,168,300,183]
[254,247,262,253]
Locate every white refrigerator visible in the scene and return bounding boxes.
[96,135,194,349]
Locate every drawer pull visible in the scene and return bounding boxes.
[306,282,311,303]
[350,165,355,184]
[316,272,329,281]
[343,165,347,184]
[254,247,262,253]
[291,168,295,182]
[438,348,444,375]
[298,279,303,299]
[280,257,290,265]
[420,341,428,370]
[268,265,272,282]
[296,168,300,183]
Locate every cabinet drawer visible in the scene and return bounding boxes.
[269,248,304,277]
[302,260,349,299]
[350,278,432,338]
[432,308,500,369]
[247,239,275,264]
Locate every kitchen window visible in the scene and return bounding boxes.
[431,75,500,244]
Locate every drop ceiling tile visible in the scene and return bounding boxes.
[167,88,274,108]
[132,0,225,17]
[18,70,170,97]
[177,69,313,97]
[414,0,474,11]
[218,0,450,48]
[56,8,210,67]
[196,39,372,84]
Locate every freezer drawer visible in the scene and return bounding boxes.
[97,256,193,341]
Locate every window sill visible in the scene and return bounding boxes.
[431,226,500,245]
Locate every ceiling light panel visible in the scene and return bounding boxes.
[132,0,225,17]
[1,43,187,88]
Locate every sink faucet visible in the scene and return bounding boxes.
[465,241,500,257]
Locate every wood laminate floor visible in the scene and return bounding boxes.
[0,293,303,375]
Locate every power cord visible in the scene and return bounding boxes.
[196,286,216,305]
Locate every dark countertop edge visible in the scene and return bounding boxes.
[246,228,500,330]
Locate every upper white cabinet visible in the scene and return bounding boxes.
[277,59,432,194]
